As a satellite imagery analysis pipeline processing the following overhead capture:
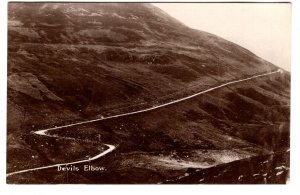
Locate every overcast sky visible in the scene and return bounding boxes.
[153,3,291,71]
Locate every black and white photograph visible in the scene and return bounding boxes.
[5,1,293,185]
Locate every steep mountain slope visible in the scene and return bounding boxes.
[7,3,278,130]
[7,3,290,184]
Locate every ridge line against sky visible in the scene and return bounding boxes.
[153,3,291,71]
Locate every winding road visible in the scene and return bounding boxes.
[6,69,282,177]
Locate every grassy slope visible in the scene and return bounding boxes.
[7,71,290,184]
[7,3,290,183]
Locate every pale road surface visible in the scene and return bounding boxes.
[6,144,115,177]
[6,69,281,177]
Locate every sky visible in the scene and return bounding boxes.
[153,3,291,71]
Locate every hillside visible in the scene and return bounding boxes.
[7,3,290,184]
